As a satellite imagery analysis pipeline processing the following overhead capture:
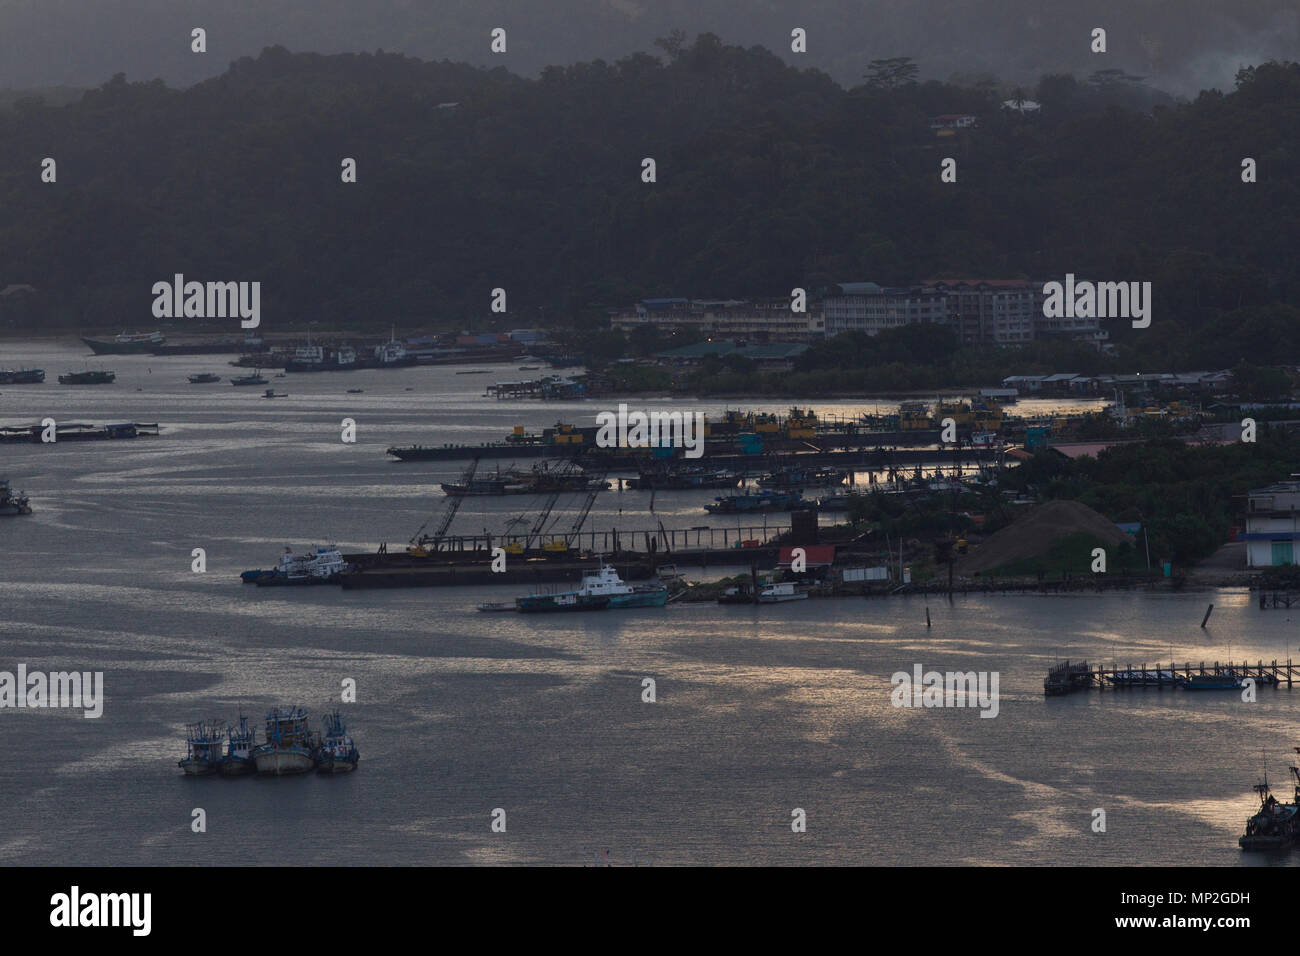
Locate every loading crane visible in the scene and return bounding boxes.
[409,457,479,553]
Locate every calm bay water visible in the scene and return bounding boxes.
[0,340,1290,866]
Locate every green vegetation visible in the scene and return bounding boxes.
[0,38,1297,348]
[1001,432,1300,567]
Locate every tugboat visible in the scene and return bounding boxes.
[316,711,360,774]
[177,720,226,775]
[241,545,353,585]
[0,479,32,516]
[218,713,258,776]
[252,707,318,775]
[515,562,667,612]
[187,373,221,384]
[1239,762,1300,851]
[58,370,115,385]
[260,388,288,399]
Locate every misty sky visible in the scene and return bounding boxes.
[0,0,1296,95]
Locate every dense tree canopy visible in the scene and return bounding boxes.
[0,39,1296,345]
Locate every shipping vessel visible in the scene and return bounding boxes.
[241,545,352,585]
[0,421,158,442]
[82,331,165,354]
[58,370,115,385]
[284,344,359,372]
[516,562,667,612]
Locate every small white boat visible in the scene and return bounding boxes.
[757,582,808,603]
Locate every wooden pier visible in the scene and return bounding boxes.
[1044,659,1298,695]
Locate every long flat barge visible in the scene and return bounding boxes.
[0,421,160,442]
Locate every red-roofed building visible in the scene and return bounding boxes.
[777,545,835,570]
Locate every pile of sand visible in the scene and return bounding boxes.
[956,499,1129,575]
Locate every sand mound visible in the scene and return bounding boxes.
[956,499,1129,575]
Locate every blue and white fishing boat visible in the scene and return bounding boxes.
[219,713,258,776]
[316,711,360,774]
[177,719,226,775]
[252,707,318,775]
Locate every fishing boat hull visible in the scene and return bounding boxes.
[316,754,359,774]
[253,746,316,775]
[178,758,218,776]
[758,592,809,603]
[218,756,256,776]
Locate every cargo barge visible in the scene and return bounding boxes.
[0,421,160,442]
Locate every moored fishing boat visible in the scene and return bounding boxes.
[177,719,225,775]
[219,714,258,776]
[58,370,115,385]
[1182,673,1241,690]
[187,373,221,384]
[0,479,32,516]
[230,371,268,386]
[757,581,809,603]
[0,369,45,384]
[252,707,318,775]
[316,711,360,774]
[704,489,807,514]
[1240,763,1300,850]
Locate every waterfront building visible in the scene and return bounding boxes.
[609,298,823,341]
[822,282,948,336]
[1244,480,1300,567]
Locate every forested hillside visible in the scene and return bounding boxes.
[0,36,1296,361]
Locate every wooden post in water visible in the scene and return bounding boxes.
[926,607,931,629]
[1201,604,1214,628]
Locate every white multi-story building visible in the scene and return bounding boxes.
[822,283,948,336]
[609,298,823,341]
[925,280,1037,345]
[1244,481,1300,567]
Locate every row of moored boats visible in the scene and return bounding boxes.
[178,708,359,776]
